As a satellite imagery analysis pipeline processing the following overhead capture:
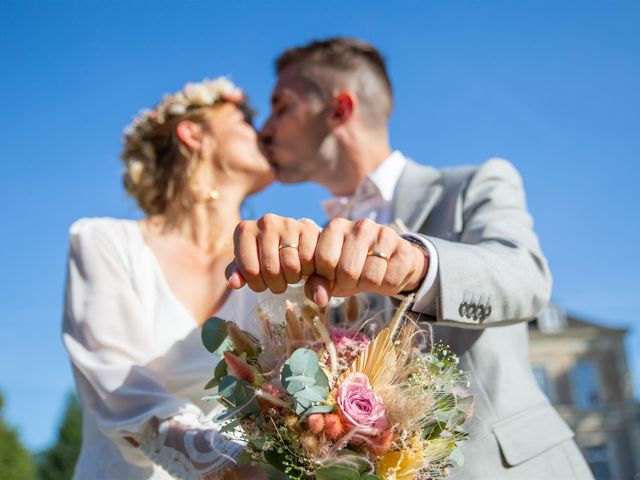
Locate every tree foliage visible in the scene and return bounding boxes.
[37,393,82,480]
[0,391,37,480]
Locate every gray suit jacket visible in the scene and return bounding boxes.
[390,158,592,478]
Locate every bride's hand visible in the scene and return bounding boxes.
[226,215,428,306]
[226,214,320,293]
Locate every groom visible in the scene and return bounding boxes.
[228,38,592,478]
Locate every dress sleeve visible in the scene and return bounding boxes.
[62,219,243,479]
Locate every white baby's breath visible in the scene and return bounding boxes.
[122,76,241,146]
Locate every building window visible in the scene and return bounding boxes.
[570,360,601,410]
[532,366,554,403]
[583,445,613,480]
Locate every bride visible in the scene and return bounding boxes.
[63,78,272,479]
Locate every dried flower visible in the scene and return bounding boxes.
[323,413,344,440]
[308,414,325,434]
[127,160,144,184]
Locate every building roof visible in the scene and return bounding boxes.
[529,304,628,336]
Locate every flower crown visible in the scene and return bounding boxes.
[123,76,242,140]
[122,76,243,184]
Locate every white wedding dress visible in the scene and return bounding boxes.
[62,218,259,479]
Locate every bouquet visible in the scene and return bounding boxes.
[201,292,472,480]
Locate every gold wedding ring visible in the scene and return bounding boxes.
[278,242,299,250]
[367,250,390,262]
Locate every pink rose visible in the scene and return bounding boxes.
[336,373,390,445]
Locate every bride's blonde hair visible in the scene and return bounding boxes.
[120,77,248,215]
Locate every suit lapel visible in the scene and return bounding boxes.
[392,159,443,231]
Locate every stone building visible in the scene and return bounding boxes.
[529,305,640,479]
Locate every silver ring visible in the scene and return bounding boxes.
[278,242,299,250]
[367,250,390,262]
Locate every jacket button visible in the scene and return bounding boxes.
[468,303,477,319]
[476,305,485,321]
[458,302,468,317]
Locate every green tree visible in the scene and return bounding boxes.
[0,391,37,480]
[38,393,82,480]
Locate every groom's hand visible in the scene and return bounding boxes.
[308,217,428,303]
[226,215,429,307]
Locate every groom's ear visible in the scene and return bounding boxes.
[329,91,356,127]
[176,120,204,151]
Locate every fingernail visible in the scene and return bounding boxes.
[229,272,240,287]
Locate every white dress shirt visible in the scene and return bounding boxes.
[322,151,440,315]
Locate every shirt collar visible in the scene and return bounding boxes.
[367,150,407,202]
[322,151,407,219]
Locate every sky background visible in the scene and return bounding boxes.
[1,0,639,451]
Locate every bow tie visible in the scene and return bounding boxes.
[322,179,384,220]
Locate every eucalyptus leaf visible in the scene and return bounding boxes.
[204,376,219,390]
[314,367,329,388]
[295,397,314,415]
[217,376,237,398]
[214,359,228,379]
[294,385,327,402]
[304,404,334,415]
[204,360,229,389]
[201,316,229,353]
[284,348,320,376]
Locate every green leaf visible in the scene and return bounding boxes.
[450,447,465,467]
[263,450,288,474]
[236,450,252,466]
[283,349,319,379]
[261,463,289,480]
[201,316,229,353]
[316,465,362,480]
[314,367,329,388]
[423,420,444,438]
[305,404,334,415]
[204,361,229,389]
[215,358,228,379]
[446,395,473,430]
[294,385,327,402]
[335,451,372,474]
[204,377,218,390]
[218,376,238,398]
[295,396,313,415]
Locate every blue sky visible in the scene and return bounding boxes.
[1,0,638,450]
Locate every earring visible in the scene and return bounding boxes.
[207,189,220,202]
[185,149,221,204]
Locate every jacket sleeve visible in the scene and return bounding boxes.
[410,158,552,327]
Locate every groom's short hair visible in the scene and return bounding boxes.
[276,37,393,127]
